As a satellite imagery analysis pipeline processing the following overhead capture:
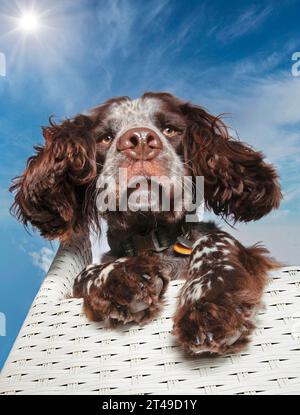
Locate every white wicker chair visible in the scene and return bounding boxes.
[0,235,300,395]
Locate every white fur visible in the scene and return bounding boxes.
[183,283,204,304]
[181,270,214,304]
[190,259,203,270]
[192,235,209,250]
[108,98,161,134]
[195,246,219,258]
[224,265,234,271]
[95,257,128,286]
[86,279,94,295]
[224,237,235,245]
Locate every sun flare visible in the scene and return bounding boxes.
[18,12,40,33]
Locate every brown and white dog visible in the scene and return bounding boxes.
[10,92,282,355]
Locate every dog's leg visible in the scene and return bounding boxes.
[173,229,280,355]
[73,254,169,325]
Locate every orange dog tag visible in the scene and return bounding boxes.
[173,242,193,256]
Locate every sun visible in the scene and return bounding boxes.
[18,12,40,33]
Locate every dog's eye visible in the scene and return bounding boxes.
[98,134,113,145]
[163,125,179,138]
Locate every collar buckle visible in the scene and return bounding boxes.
[151,229,170,252]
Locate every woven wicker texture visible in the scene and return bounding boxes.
[0,235,299,395]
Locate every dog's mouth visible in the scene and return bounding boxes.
[119,160,168,181]
[115,160,173,211]
[96,158,192,215]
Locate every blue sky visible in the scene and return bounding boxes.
[0,0,300,368]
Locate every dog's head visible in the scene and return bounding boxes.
[10,92,282,241]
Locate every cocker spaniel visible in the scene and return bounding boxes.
[10,92,282,355]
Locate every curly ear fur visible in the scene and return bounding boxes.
[181,103,282,222]
[10,115,97,241]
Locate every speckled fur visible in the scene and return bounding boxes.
[96,97,185,214]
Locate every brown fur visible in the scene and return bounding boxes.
[180,102,282,222]
[10,115,97,241]
[10,92,282,355]
[74,254,169,325]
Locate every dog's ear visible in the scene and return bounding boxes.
[181,102,282,222]
[10,115,97,241]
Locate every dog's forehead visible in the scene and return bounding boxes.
[107,97,162,127]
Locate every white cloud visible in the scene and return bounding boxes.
[222,221,300,266]
[215,5,273,43]
[92,0,170,62]
[283,188,300,203]
[29,246,56,273]
[200,73,300,164]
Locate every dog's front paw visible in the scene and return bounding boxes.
[173,299,255,355]
[73,256,169,325]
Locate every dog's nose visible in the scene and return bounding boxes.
[117,127,162,160]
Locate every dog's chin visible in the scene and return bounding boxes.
[115,186,186,224]
[119,180,174,213]
[127,188,156,212]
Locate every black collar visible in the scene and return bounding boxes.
[118,226,180,257]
